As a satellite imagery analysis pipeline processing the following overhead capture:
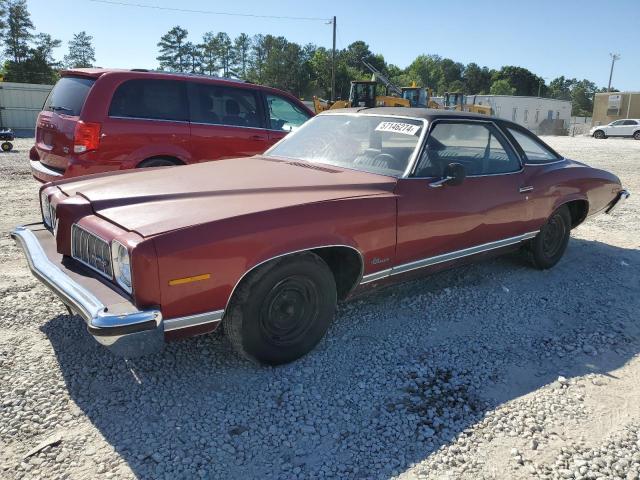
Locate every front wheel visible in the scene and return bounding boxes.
[593,130,606,139]
[224,252,337,365]
[527,206,571,270]
[633,131,640,140]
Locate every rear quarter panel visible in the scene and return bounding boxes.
[526,159,622,227]
[151,195,397,320]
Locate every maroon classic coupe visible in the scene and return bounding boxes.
[12,108,628,364]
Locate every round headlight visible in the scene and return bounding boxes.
[40,191,52,228]
[111,241,132,293]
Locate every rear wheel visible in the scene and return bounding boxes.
[634,131,640,140]
[224,252,337,365]
[593,130,606,139]
[137,157,180,168]
[527,206,571,270]
[1,141,12,152]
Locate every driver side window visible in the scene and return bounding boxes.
[265,94,311,132]
[414,122,520,177]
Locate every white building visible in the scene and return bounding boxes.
[0,81,53,136]
[433,95,572,134]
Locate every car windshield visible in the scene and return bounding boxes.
[265,114,425,177]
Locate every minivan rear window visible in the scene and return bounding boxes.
[43,76,95,116]
[109,79,188,122]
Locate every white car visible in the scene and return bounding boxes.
[590,119,640,140]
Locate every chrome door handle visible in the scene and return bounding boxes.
[519,186,534,193]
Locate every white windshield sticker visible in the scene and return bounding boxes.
[375,121,420,136]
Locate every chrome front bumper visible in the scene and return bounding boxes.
[10,225,164,357]
[605,189,630,214]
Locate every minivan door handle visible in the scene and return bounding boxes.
[250,134,267,141]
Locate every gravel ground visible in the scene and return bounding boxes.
[0,136,638,480]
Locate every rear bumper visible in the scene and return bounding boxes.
[30,159,64,183]
[10,224,164,357]
[605,189,630,214]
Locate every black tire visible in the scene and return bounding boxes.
[593,130,606,139]
[137,157,179,168]
[634,131,640,140]
[224,252,337,365]
[1,141,12,152]
[527,206,571,270]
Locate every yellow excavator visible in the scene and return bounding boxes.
[443,92,492,115]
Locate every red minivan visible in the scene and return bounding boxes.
[30,69,314,183]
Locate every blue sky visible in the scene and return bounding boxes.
[28,0,639,90]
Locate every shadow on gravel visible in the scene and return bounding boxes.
[42,238,640,479]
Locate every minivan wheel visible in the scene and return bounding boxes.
[526,206,571,270]
[224,252,337,365]
[593,130,606,139]
[137,157,180,168]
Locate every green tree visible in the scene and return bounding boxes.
[232,33,251,78]
[157,26,189,72]
[63,31,95,68]
[214,32,233,77]
[571,79,598,116]
[492,66,543,96]
[547,76,574,101]
[490,79,516,95]
[200,32,218,75]
[4,0,33,64]
[463,62,493,94]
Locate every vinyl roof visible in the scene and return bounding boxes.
[320,107,500,122]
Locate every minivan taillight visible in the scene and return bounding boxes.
[73,121,101,153]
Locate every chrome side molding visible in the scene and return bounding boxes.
[164,309,224,332]
[360,230,539,285]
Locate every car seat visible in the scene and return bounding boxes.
[222,99,248,126]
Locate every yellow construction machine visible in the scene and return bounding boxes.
[443,92,492,115]
[401,83,440,108]
[312,80,409,113]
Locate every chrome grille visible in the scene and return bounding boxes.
[71,224,112,278]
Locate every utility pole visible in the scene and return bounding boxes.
[608,53,620,92]
[331,16,336,102]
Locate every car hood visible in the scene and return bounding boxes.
[57,156,398,237]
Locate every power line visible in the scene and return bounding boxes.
[87,0,331,21]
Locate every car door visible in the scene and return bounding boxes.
[188,82,271,161]
[622,120,638,136]
[606,119,626,136]
[394,120,538,269]
[263,93,313,144]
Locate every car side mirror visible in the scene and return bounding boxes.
[429,162,466,188]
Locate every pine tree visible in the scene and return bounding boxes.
[5,0,34,64]
[63,31,95,68]
[200,32,218,75]
[232,33,251,79]
[214,32,232,77]
[157,26,189,72]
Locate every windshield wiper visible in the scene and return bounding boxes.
[50,106,73,113]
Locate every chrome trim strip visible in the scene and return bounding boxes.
[163,309,224,332]
[359,231,539,284]
[360,268,393,285]
[30,160,63,178]
[10,226,163,356]
[109,115,189,124]
[225,244,365,312]
[519,186,534,193]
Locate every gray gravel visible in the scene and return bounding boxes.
[0,136,638,479]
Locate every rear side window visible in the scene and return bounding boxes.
[507,128,560,164]
[43,76,95,116]
[109,79,188,121]
[190,83,263,128]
